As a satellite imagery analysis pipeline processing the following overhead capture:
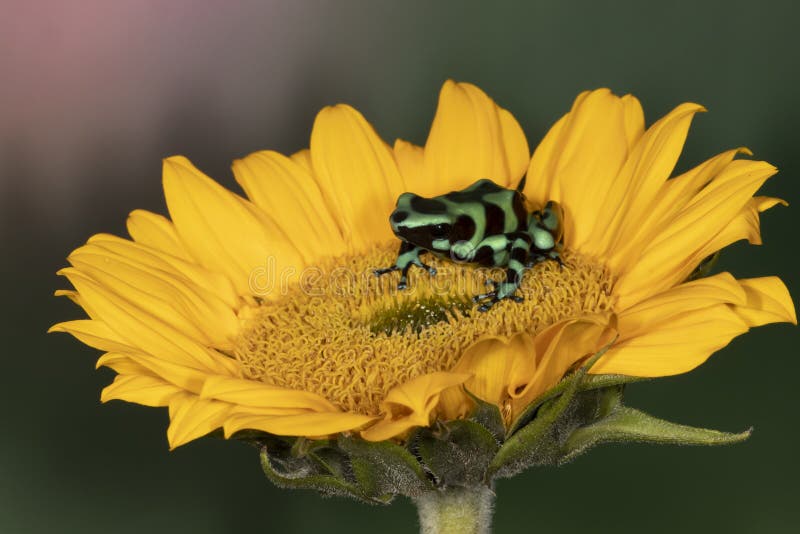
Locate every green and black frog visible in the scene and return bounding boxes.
[375,176,564,311]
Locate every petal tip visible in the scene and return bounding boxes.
[163,155,192,168]
[47,323,64,334]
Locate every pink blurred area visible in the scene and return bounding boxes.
[0,1,327,222]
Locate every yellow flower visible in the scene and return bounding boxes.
[51,81,795,449]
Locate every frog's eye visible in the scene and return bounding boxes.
[430,223,449,239]
[541,201,564,241]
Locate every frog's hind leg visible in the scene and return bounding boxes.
[374,241,437,290]
[473,234,531,311]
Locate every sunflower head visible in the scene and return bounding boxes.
[52,80,795,501]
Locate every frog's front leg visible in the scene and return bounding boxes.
[473,234,531,312]
[374,241,437,290]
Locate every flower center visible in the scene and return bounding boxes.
[234,243,615,416]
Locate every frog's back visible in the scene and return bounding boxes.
[442,179,529,236]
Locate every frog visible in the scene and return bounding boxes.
[374,175,564,312]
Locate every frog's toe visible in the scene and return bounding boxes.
[473,291,502,312]
[410,261,437,277]
[472,292,491,303]
[477,302,496,313]
[476,294,499,312]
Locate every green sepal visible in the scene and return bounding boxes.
[259,440,373,502]
[507,339,616,436]
[338,434,433,500]
[506,372,646,436]
[583,373,649,391]
[463,387,506,443]
[488,382,594,479]
[413,419,500,488]
[687,250,721,281]
[247,330,750,500]
[488,343,618,478]
[561,406,752,463]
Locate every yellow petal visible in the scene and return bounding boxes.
[621,94,645,150]
[167,393,232,449]
[601,103,705,265]
[393,139,425,192]
[223,411,377,439]
[101,374,181,407]
[163,156,304,297]
[695,196,786,254]
[200,375,340,412]
[310,104,405,251]
[611,148,745,262]
[649,197,785,306]
[591,306,748,376]
[498,107,531,186]
[616,160,778,307]
[59,268,239,377]
[512,313,617,411]
[85,233,239,310]
[449,334,536,408]
[54,289,86,309]
[595,273,794,377]
[72,246,239,350]
[422,81,529,196]
[232,150,346,261]
[126,352,220,394]
[525,89,633,249]
[661,149,749,212]
[126,209,190,259]
[360,371,471,442]
[525,112,567,210]
[95,352,153,375]
[68,251,238,350]
[733,277,797,327]
[49,319,134,353]
[291,148,312,173]
[616,272,747,336]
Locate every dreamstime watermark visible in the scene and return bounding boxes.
[247,254,537,300]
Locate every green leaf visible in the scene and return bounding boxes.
[414,420,500,488]
[561,406,752,463]
[338,434,433,499]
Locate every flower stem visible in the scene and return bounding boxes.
[413,486,495,534]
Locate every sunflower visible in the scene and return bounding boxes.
[52,81,795,452]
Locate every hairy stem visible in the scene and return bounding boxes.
[413,486,495,534]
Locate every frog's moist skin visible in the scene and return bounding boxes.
[374,177,564,312]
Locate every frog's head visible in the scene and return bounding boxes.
[389,192,473,253]
[530,200,564,252]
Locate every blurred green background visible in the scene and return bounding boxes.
[2,1,798,532]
